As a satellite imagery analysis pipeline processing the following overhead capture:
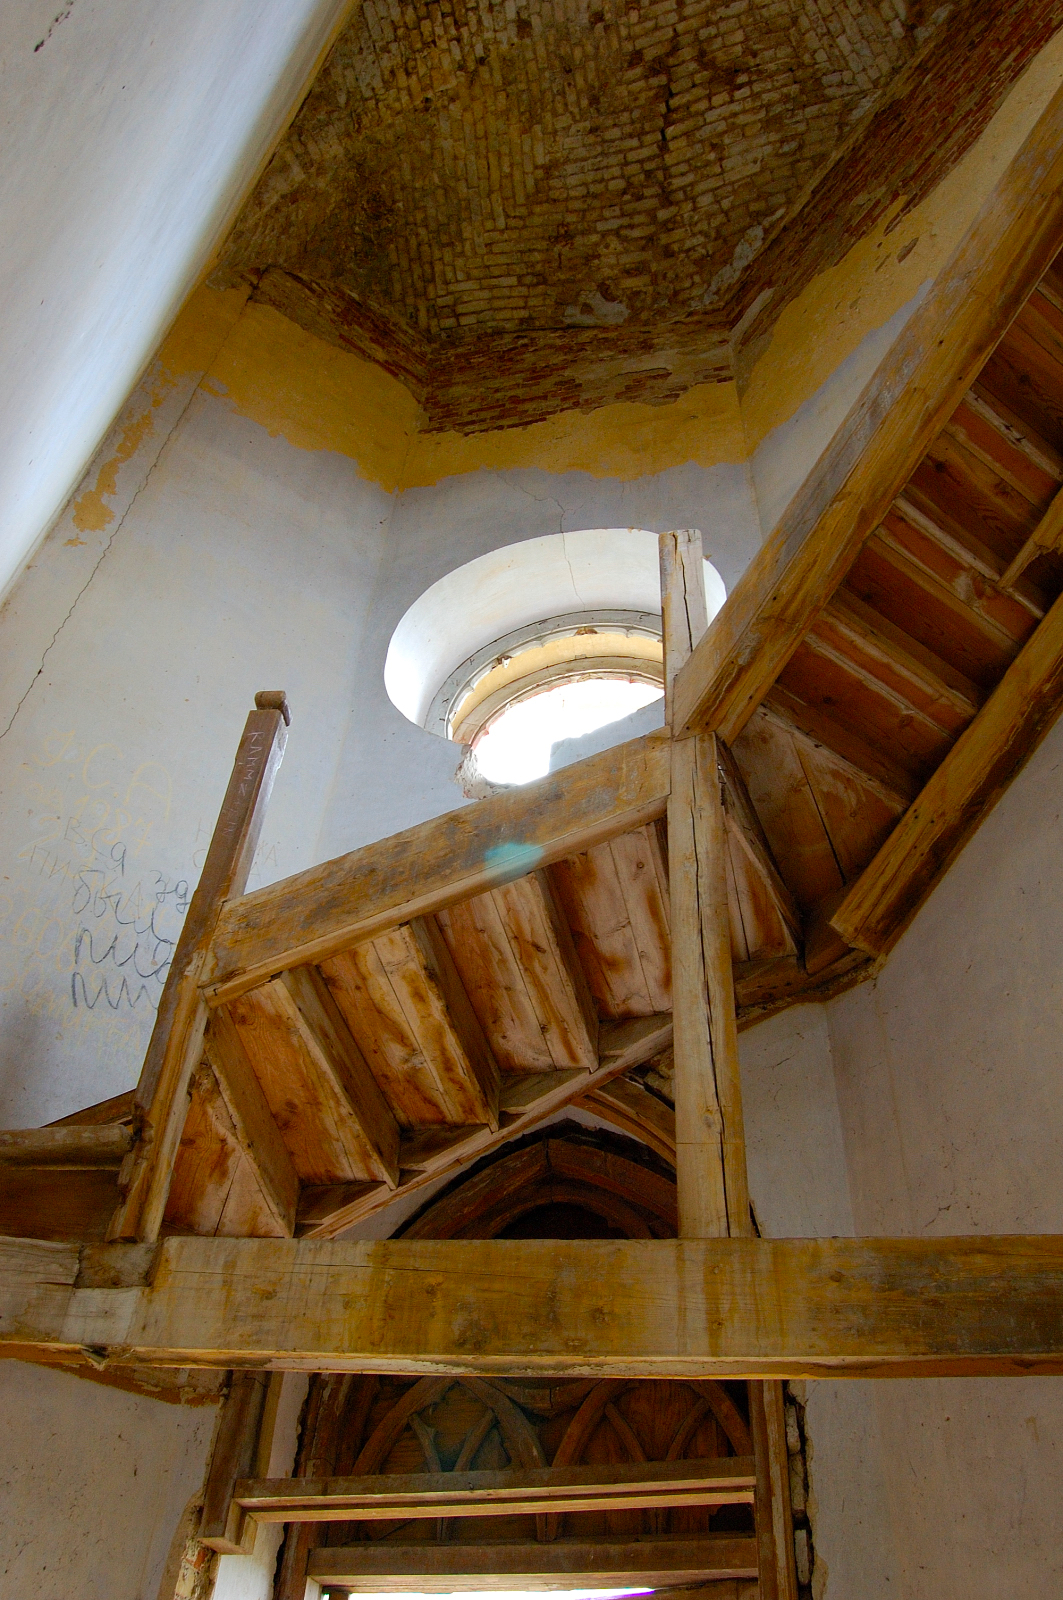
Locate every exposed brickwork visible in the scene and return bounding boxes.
[217,0,1063,433]
[221,0,927,336]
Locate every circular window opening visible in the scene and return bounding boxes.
[384,530,725,787]
[435,607,665,785]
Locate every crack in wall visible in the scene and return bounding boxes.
[0,383,202,745]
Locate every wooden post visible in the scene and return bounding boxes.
[659,531,748,1237]
[659,533,794,1599]
[200,1371,272,1554]
[108,691,290,1242]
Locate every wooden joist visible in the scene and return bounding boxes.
[204,1011,300,1235]
[831,579,1063,954]
[0,1127,133,1167]
[206,730,670,1003]
[9,1232,1063,1377]
[225,965,401,1188]
[307,1536,760,1589]
[233,1455,756,1522]
[669,87,1063,745]
[295,1012,672,1237]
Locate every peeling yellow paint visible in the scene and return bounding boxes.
[72,382,173,532]
[69,284,252,535]
[202,302,419,492]
[190,291,745,489]
[741,31,1063,454]
[403,380,744,485]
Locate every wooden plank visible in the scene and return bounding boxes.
[577,1077,676,1166]
[207,731,671,1003]
[999,481,1063,589]
[231,966,400,1186]
[294,1014,673,1238]
[671,88,1063,743]
[497,871,598,1069]
[321,920,500,1129]
[48,1091,135,1128]
[547,827,671,1019]
[0,1127,132,1167]
[205,1009,300,1236]
[109,692,290,1241]
[764,683,922,804]
[437,889,560,1073]
[200,1370,271,1554]
[0,1168,120,1243]
[234,1455,756,1521]
[718,741,801,958]
[750,1382,798,1600]
[163,1065,252,1238]
[831,580,1063,955]
[307,1537,760,1589]
[669,731,748,1239]
[8,1232,1063,1377]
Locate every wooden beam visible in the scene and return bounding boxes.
[234,1455,756,1522]
[750,1381,798,1600]
[307,1537,760,1589]
[670,84,1063,744]
[577,1076,676,1166]
[661,530,750,1242]
[204,1009,300,1236]
[999,481,1063,590]
[108,691,290,1241]
[207,730,670,1004]
[0,1127,132,1167]
[200,1370,271,1554]
[268,965,401,1187]
[718,739,802,956]
[831,579,1063,955]
[48,1091,135,1128]
[295,1013,672,1238]
[10,1232,1063,1376]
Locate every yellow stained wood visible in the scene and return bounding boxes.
[437,891,557,1072]
[224,974,398,1187]
[671,87,1063,743]
[549,827,672,1018]
[321,921,500,1126]
[206,1009,300,1236]
[207,731,671,1004]
[10,1232,1063,1377]
[831,579,1063,955]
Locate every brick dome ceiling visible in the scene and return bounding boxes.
[214,0,1063,431]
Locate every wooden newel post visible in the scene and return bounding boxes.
[659,532,795,1599]
[108,691,291,1243]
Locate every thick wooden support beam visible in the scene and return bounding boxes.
[234,1455,756,1522]
[671,85,1063,744]
[307,1537,760,1589]
[200,1370,271,1554]
[206,729,670,1003]
[109,692,290,1241]
[661,530,750,1242]
[8,1233,1063,1377]
[831,580,1063,955]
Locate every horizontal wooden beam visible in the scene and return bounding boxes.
[307,1536,760,1589]
[7,1232,1063,1378]
[235,1455,756,1523]
[831,579,1063,954]
[670,85,1063,745]
[206,731,670,1004]
[0,1127,132,1168]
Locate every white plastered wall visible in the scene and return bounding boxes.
[0,0,350,601]
[0,1362,218,1600]
[823,712,1063,1599]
